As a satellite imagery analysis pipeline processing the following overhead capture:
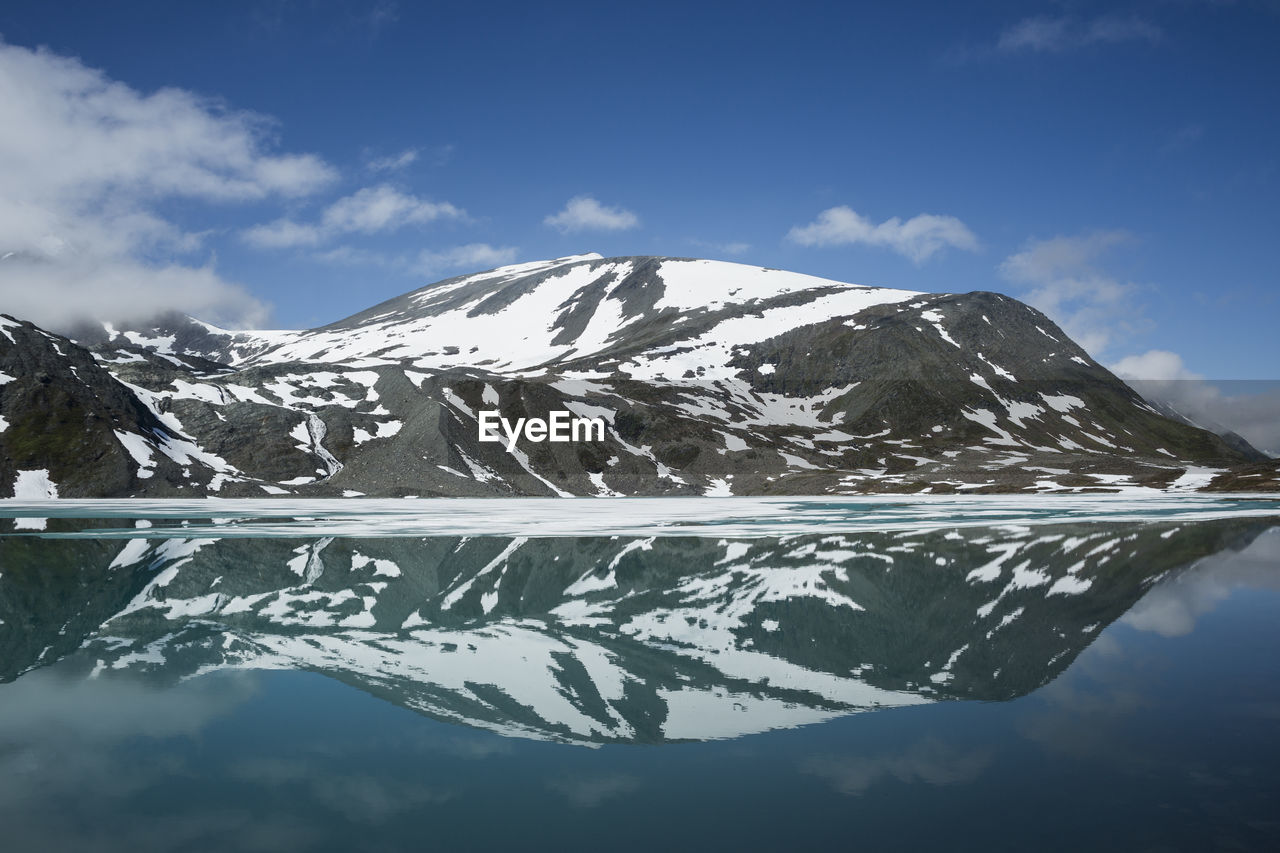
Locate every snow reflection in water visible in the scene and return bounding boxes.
[2,508,1279,851]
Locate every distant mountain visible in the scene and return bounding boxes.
[1122,379,1275,460]
[66,310,291,367]
[3,255,1274,497]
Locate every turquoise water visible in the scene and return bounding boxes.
[2,498,1279,851]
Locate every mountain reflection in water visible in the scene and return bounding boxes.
[1,515,1274,744]
[3,506,1280,852]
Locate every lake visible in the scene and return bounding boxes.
[2,496,1279,851]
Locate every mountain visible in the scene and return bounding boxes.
[67,309,292,367]
[0,314,195,496]
[1121,379,1277,459]
[4,519,1272,743]
[3,254,1274,497]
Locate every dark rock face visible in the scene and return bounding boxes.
[0,315,176,497]
[1,256,1269,497]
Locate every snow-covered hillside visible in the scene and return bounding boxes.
[243,255,922,377]
[2,255,1271,498]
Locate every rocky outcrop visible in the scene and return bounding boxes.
[0,315,179,497]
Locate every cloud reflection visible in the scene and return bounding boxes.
[802,737,991,796]
[1122,528,1280,637]
[547,773,643,808]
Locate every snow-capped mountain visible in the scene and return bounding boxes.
[2,255,1273,497]
[3,518,1271,743]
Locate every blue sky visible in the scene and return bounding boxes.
[0,0,1277,381]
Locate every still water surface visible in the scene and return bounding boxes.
[2,497,1279,851]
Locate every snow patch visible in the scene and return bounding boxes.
[13,469,59,499]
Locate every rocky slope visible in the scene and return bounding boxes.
[2,255,1272,497]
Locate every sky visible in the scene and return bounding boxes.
[0,0,1277,389]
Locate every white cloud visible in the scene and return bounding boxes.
[0,43,335,203]
[241,219,323,250]
[412,243,518,277]
[366,148,419,172]
[998,15,1163,53]
[1110,349,1199,382]
[1111,350,1280,457]
[0,41,338,329]
[307,242,519,280]
[0,253,269,330]
[787,206,979,263]
[242,184,465,249]
[999,231,1141,356]
[544,196,639,233]
[322,185,462,233]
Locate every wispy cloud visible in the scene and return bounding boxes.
[947,12,1165,63]
[242,184,465,249]
[547,773,641,808]
[241,219,324,250]
[365,147,419,173]
[228,758,452,824]
[999,230,1143,356]
[544,195,639,233]
[412,243,518,276]
[802,738,991,797]
[310,245,385,266]
[363,142,454,173]
[998,14,1163,53]
[1159,123,1205,156]
[361,0,400,36]
[689,239,751,257]
[312,241,518,280]
[0,43,339,329]
[324,185,462,232]
[251,0,399,39]
[787,206,979,263]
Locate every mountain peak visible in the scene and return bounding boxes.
[265,255,922,375]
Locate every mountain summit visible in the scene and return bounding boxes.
[2,255,1272,497]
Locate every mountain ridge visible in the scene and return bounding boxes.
[2,255,1275,497]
